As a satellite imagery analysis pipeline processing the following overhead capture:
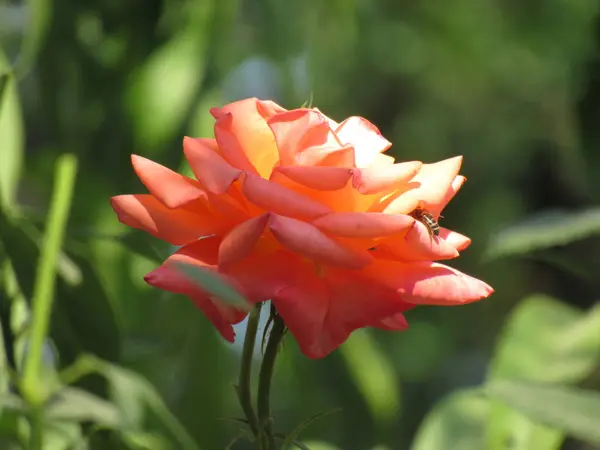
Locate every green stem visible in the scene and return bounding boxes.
[28,408,43,450]
[257,311,286,449]
[237,303,262,441]
[21,154,78,407]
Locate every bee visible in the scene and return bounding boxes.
[410,207,440,238]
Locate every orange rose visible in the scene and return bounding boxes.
[111,98,493,358]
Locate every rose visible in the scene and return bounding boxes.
[111,98,493,358]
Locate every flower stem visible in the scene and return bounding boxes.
[237,303,262,441]
[257,310,286,449]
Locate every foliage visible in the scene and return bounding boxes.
[1,0,600,448]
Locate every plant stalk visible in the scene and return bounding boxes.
[257,310,286,449]
[237,303,262,441]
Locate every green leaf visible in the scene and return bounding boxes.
[281,408,342,450]
[41,420,85,450]
[0,208,121,364]
[485,208,600,260]
[121,431,174,450]
[174,261,252,312]
[299,442,341,450]
[0,312,9,418]
[487,381,600,447]
[22,153,78,406]
[62,355,200,450]
[55,249,121,363]
[411,389,488,450]
[45,387,121,427]
[14,0,52,79]
[118,231,167,264]
[486,295,600,450]
[489,294,600,382]
[0,49,24,210]
[339,330,400,427]
[126,27,207,151]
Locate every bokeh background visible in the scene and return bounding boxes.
[1,0,600,449]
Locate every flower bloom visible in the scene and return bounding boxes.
[111,98,493,358]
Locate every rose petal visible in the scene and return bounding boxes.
[211,99,284,177]
[372,313,411,331]
[110,194,225,245]
[362,260,494,305]
[144,239,247,341]
[313,212,414,238]
[375,221,459,261]
[439,227,471,251]
[268,109,347,166]
[403,156,463,210]
[377,194,421,215]
[131,155,206,208]
[269,215,373,269]
[241,172,332,220]
[351,161,422,195]
[335,116,391,167]
[219,214,270,268]
[273,166,352,191]
[183,137,242,194]
[272,267,412,358]
[437,175,467,216]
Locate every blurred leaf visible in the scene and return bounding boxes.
[0,313,9,418]
[0,409,24,448]
[14,0,52,79]
[22,153,78,407]
[56,249,121,363]
[411,389,487,450]
[489,294,600,382]
[174,261,251,312]
[41,420,84,450]
[126,27,208,151]
[0,49,24,209]
[487,381,600,447]
[118,231,166,264]
[121,431,174,450]
[486,295,600,450]
[339,330,400,427]
[281,408,342,450]
[65,355,200,450]
[0,207,121,364]
[45,387,121,427]
[485,208,600,259]
[300,441,341,450]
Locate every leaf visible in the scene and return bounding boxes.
[45,387,121,427]
[118,231,167,264]
[281,408,342,450]
[0,49,24,210]
[63,355,200,450]
[55,249,121,363]
[126,28,207,151]
[14,0,52,79]
[21,153,78,405]
[0,311,9,418]
[485,208,600,260]
[339,330,400,427]
[486,295,600,450]
[489,294,600,382]
[120,431,174,450]
[174,261,252,312]
[299,442,341,450]
[411,389,488,450]
[0,208,121,364]
[487,381,600,447]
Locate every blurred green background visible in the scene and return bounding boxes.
[1,0,600,449]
